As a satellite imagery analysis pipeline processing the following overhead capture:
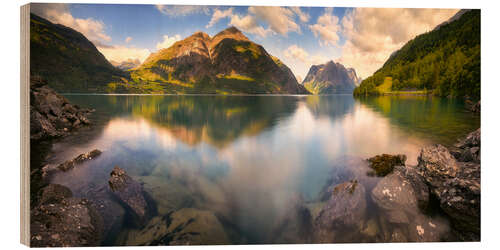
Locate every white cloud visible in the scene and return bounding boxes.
[309,8,341,47]
[206,8,233,28]
[156,34,182,50]
[290,6,310,23]
[283,45,329,65]
[284,45,309,63]
[338,8,459,78]
[31,3,111,42]
[248,6,300,35]
[125,36,133,43]
[97,45,151,64]
[155,5,210,17]
[229,14,272,37]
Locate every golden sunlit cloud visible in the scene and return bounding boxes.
[338,8,458,78]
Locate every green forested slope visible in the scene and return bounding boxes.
[30,14,125,93]
[353,10,480,99]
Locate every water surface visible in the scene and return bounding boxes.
[45,95,479,244]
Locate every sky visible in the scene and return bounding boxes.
[30,3,458,80]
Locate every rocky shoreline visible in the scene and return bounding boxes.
[310,128,480,242]
[30,76,94,142]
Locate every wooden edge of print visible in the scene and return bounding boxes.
[20,3,30,247]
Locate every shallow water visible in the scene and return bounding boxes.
[44,95,479,244]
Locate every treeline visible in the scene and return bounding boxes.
[353,10,480,99]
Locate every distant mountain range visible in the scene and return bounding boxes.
[110,59,141,70]
[354,9,480,98]
[302,61,360,94]
[30,13,309,94]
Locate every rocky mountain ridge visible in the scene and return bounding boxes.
[131,26,309,94]
[302,61,359,94]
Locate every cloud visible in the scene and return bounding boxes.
[338,8,459,78]
[309,8,341,47]
[97,45,151,64]
[30,3,111,42]
[155,5,210,17]
[229,14,272,37]
[284,45,309,63]
[290,7,310,23]
[248,6,300,35]
[206,8,234,28]
[125,37,133,43]
[156,34,182,50]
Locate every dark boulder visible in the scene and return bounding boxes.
[367,154,407,176]
[83,184,125,244]
[417,142,480,240]
[31,185,103,247]
[453,128,481,163]
[30,76,93,141]
[37,183,72,205]
[108,166,149,227]
[314,180,366,242]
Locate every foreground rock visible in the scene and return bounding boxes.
[123,208,230,246]
[270,195,313,244]
[452,128,480,163]
[370,165,450,242]
[84,184,126,244]
[417,130,480,240]
[31,184,103,247]
[136,176,194,216]
[314,180,366,242]
[41,149,102,179]
[108,166,149,227]
[371,166,426,224]
[465,99,480,113]
[367,154,407,177]
[30,76,93,141]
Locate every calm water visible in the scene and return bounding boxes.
[45,95,479,244]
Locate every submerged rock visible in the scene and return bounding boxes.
[314,180,366,242]
[31,185,103,247]
[371,167,420,224]
[58,149,102,171]
[367,154,407,176]
[124,208,230,246]
[136,176,194,216]
[41,149,102,178]
[108,166,149,227]
[271,195,313,244]
[84,184,125,244]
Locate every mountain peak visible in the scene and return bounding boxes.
[212,26,249,45]
[303,61,358,94]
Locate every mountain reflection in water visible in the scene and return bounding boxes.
[44,94,479,244]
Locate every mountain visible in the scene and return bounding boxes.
[110,59,141,70]
[353,9,480,99]
[302,61,359,94]
[347,68,362,86]
[125,27,309,94]
[30,13,125,93]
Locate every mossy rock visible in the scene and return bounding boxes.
[367,154,406,177]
